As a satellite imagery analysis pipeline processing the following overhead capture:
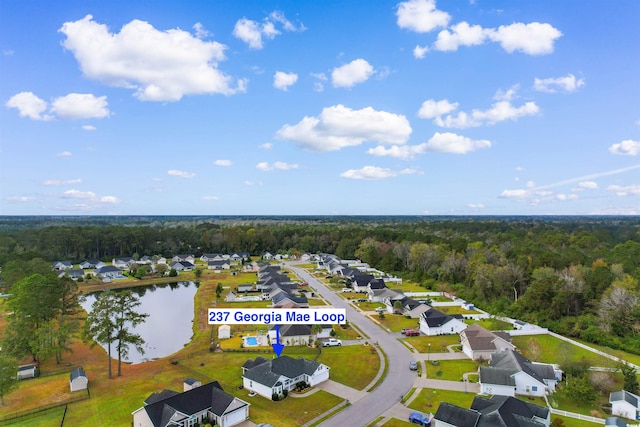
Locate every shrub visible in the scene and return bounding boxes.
[272,393,279,401]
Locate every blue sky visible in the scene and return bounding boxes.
[1,0,639,215]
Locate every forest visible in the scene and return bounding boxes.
[1,215,640,357]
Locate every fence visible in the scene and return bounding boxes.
[550,408,605,424]
[0,388,90,425]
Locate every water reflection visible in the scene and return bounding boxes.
[81,281,198,363]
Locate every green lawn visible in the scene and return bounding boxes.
[317,344,380,389]
[408,388,476,413]
[371,314,420,332]
[403,334,460,353]
[552,415,602,426]
[554,392,608,418]
[1,406,66,426]
[570,336,640,367]
[437,306,482,315]
[245,390,343,427]
[467,318,513,331]
[381,418,415,426]
[511,334,617,366]
[425,360,481,381]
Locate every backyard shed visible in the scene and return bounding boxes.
[218,324,231,339]
[17,364,36,380]
[70,367,88,391]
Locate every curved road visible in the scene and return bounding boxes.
[288,264,415,426]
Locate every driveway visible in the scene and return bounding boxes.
[287,264,416,427]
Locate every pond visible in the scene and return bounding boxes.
[81,281,198,363]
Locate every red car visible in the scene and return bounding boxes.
[404,329,420,336]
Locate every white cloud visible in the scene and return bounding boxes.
[311,72,327,92]
[555,193,579,201]
[534,74,585,93]
[493,85,519,101]
[213,159,232,166]
[396,0,450,33]
[332,59,374,88]
[192,22,210,39]
[273,71,298,91]
[499,189,528,198]
[201,195,219,201]
[515,166,525,172]
[244,180,263,186]
[50,93,110,119]
[417,99,458,119]
[277,104,412,152]
[424,132,491,154]
[486,22,562,55]
[62,189,120,204]
[609,139,640,156]
[572,181,598,192]
[5,196,36,203]
[7,91,111,120]
[413,45,429,59]
[43,178,82,186]
[59,15,246,101]
[340,166,419,180]
[434,22,487,51]
[6,92,51,120]
[256,161,299,171]
[260,142,273,149]
[467,203,485,209]
[233,11,304,49]
[607,184,640,197]
[367,143,428,160]
[57,151,73,157]
[434,100,539,128]
[82,125,97,131]
[167,169,196,178]
[526,180,536,188]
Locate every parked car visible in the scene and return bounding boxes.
[409,361,418,371]
[409,411,431,425]
[404,329,420,336]
[323,338,342,347]
[341,288,351,293]
[375,307,386,313]
[401,328,410,335]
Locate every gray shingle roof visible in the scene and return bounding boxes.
[479,366,516,386]
[610,390,639,407]
[242,356,322,388]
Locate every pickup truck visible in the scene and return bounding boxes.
[409,412,431,425]
[404,329,420,336]
[323,338,342,347]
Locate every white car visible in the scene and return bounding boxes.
[341,288,351,293]
[324,338,342,347]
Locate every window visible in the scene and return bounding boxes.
[532,386,538,391]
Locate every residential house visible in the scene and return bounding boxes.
[80,260,105,270]
[271,292,309,309]
[208,260,231,271]
[243,261,260,272]
[479,349,559,397]
[610,390,640,420]
[460,324,515,361]
[606,417,629,427]
[156,257,167,265]
[169,261,195,272]
[172,254,195,264]
[113,257,136,269]
[60,269,85,280]
[388,296,430,318]
[434,395,550,427]
[418,308,467,336]
[201,254,224,262]
[132,381,249,427]
[513,320,538,331]
[242,356,329,399]
[262,252,274,260]
[94,265,123,280]
[138,256,153,265]
[237,284,254,293]
[70,367,88,392]
[52,261,72,271]
[352,274,375,293]
[266,324,331,345]
[368,287,399,303]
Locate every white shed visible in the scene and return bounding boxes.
[183,377,202,392]
[218,324,231,340]
[17,364,36,380]
[70,367,88,392]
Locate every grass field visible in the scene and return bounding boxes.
[511,334,617,366]
[381,417,415,426]
[408,388,476,413]
[425,360,481,381]
[371,314,420,333]
[403,334,460,353]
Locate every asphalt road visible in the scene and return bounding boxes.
[288,264,416,427]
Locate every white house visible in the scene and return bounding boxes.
[172,254,195,264]
[69,367,88,392]
[479,349,559,397]
[17,364,36,380]
[610,390,640,420]
[169,261,195,272]
[434,395,550,427]
[112,257,136,269]
[132,381,249,427]
[208,260,231,270]
[460,324,515,361]
[418,308,467,336]
[242,356,329,399]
